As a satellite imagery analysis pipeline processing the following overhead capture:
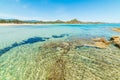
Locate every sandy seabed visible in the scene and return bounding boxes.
[0,39,120,80]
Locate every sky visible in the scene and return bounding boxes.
[0,0,120,22]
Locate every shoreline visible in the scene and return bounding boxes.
[0,23,48,26]
[0,23,113,26]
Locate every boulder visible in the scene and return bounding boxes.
[93,38,110,45]
[110,36,120,48]
[94,42,108,49]
[92,38,110,48]
[110,36,120,43]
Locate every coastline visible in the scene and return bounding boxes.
[0,23,110,26]
[0,23,46,26]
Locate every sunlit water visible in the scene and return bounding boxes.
[0,24,120,80]
[0,24,120,49]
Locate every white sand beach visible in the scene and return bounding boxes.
[0,23,45,26]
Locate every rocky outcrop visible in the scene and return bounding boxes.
[42,36,120,49]
[92,38,110,49]
[83,37,120,49]
[93,38,110,44]
[110,36,120,48]
[93,42,109,49]
[112,28,120,32]
[82,38,110,49]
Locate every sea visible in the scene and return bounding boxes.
[0,24,120,80]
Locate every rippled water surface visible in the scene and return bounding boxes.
[0,24,120,80]
[0,24,120,48]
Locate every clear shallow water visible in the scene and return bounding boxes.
[0,24,120,80]
[0,24,120,49]
[0,24,120,56]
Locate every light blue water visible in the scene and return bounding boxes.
[0,24,120,56]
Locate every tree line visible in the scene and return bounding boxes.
[0,19,103,24]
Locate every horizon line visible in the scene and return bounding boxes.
[0,18,119,23]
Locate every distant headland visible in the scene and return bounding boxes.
[0,18,104,24]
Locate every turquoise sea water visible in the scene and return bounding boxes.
[0,24,120,49]
[0,24,120,80]
[0,24,120,56]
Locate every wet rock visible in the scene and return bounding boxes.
[110,36,120,43]
[112,28,120,32]
[94,42,109,49]
[93,38,110,45]
[84,38,110,49]
[110,36,120,48]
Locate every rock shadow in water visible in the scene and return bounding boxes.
[52,34,69,38]
[0,37,49,56]
[0,33,69,56]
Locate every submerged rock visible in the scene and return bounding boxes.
[83,38,110,49]
[93,38,110,48]
[93,38,109,44]
[112,28,120,32]
[83,36,120,49]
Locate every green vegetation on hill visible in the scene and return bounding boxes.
[0,18,104,24]
[0,19,23,24]
[66,19,82,24]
